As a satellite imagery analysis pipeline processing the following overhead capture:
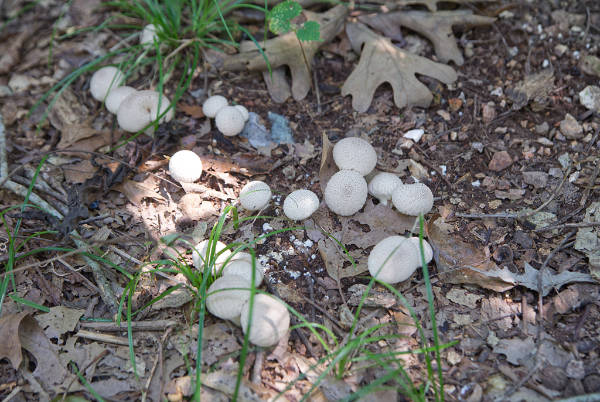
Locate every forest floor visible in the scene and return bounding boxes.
[0,0,599,401]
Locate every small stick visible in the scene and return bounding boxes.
[80,319,178,332]
[75,329,133,346]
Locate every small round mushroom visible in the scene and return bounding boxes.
[324,169,368,216]
[117,90,174,132]
[202,95,228,118]
[408,237,433,264]
[239,181,271,211]
[391,183,434,216]
[368,236,420,284]
[140,24,158,46]
[168,150,203,183]
[333,137,377,176]
[90,66,124,101]
[234,105,249,122]
[221,259,263,286]
[192,240,231,272]
[206,275,250,321]
[105,86,136,114]
[240,294,290,347]
[283,189,319,221]
[215,106,245,136]
[368,172,402,206]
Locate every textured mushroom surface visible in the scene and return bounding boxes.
[333,137,377,176]
[239,181,271,211]
[221,259,263,286]
[391,183,434,216]
[202,95,228,118]
[408,237,434,264]
[324,169,368,216]
[206,275,250,320]
[234,105,249,122]
[368,236,420,284]
[192,240,231,272]
[368,172,402,205]
[117,90,174,132]
[283,189,319,221]
[90,66,124,101]
[105,86,136,114]
[240,294,290,347]
[168,150,203,183]
[215,106,245,136]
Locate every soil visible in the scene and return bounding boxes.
[0,0,599,401]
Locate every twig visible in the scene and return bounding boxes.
[75,329,133,346]
[313,68,321,114]
[535,221,600,233]
[80,319,178,332]
[143,328,171,402]
[1,386,22,402]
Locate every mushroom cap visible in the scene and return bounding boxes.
[368,236,420,284]
[90,66,124,101]
[206,275,250,320]
[168,150,203,183]
[391,183,434,216]
[215,106,245,136]
[408,237,433,264]
[283,189,320,221]
[234,105,249,122]
[368,172,403,205]
[202,95,228,118]
[239,181,271,211]
[117,90,174,132]
[140,24,157,46]
[192,240,232,273]
[240,294,290,347]
[324,169,368,216]
[333,137,377,176]
[105,86,136,114]
[221,259,263,287]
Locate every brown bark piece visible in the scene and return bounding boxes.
[359,10,496,66]
[341,22,457,113]
[223,5,348,101]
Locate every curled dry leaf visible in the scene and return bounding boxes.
[342,22,458,113]
[359,10,496,66]
[318,132,336,194]
[224,5,348,101]
[318,235,368,280]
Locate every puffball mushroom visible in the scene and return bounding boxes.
[117,90,174,132]
[333,137,377,176]
[168,150,203,183]
[234,105,249,122]
[239,181,271,211]
[192,240,231,272]
[202,95,228,118]
[90,66,124,101]
[324,169,368,216]
[221,259,263,286]
[368,236,421,284]
[391,183,434,216]
[206,275,250,320]
[105,86,136,114]
[408,237,433,264]
[283,189,319,221]
[368,172,402,206]
[240,294,290,347]
[140,24,158,46]
[215,106,245,136]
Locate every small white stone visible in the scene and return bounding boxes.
[403,129,425,142]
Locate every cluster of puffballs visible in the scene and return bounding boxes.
[89,66,173,133]
[202,95,250,137]
[193,240,290,348]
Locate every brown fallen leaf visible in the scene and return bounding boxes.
[318,132,336,194]
[48,87,90,131]
[359,10,496,66]
[224,5,348,101]
[262,67,292,103]
[35,306,84,340]
[342,22,457,113]
[318,236,368,281]
[353,199,416,235]
[115,176,166,206]
[179,103,205,118]
[0,311,30,368]
[506,69,554,111]
[62,159,97,184]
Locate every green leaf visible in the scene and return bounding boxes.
[297,21,321,42]
[267,0,302,35]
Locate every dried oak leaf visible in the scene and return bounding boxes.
[359,10,496,66]
[506,69,554,111]
[342,22,457,113]
[428,216,595,294]
[223,5,348,101]
[318,235,368,281]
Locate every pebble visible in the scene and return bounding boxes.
[548,167,562,178]
[488,151,513,171]
[559,113,583,139]
[482,102,496,124]
[535,121,550,135]
[558,153,571,169]
[403,128,424,142]
[471,142,484,153]
[581,54,600,77]
[579,85,600,112]
[523,171,549,188]
[554,44,568,57]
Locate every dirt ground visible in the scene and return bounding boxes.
[0,0,599,400]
